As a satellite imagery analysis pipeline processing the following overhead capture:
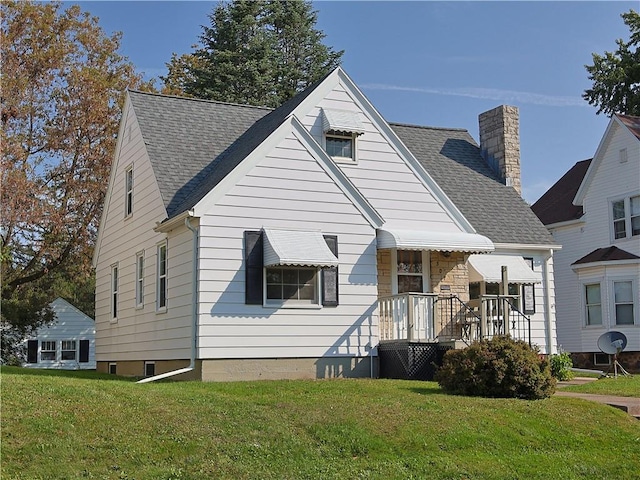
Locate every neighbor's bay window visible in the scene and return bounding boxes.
[585,283,602,326]
[614,280,635,325]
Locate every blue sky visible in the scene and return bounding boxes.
[73,1,637,203]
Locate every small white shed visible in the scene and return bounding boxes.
[24,298,96,369]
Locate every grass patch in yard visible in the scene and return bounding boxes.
[2,366,640,479]
[562,374,640,397]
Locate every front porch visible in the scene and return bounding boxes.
[378,293,532,346]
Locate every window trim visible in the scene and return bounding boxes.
[111,263,119,322]
[156,242,168,312]
[583,282,603,327]
[125,164,134,217]
[611,278,637,326]
[609,193,640,241]
[263,266,322,309]
[136,251,145,308]
[324,130,358,163]
[40,340,56,362]
[61,340,77,361]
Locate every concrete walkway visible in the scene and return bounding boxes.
[556,377,640,419]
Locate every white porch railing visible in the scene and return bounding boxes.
[379,294,531,345]
[379,293,438,341]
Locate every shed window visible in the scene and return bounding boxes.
[61,340,77,361]
[41,341,56,361]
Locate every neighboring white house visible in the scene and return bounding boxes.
[533,114,640,373]
[93,68,559,381]
[24,297,96,370]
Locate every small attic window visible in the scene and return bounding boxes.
[619,148,628,164]
[321,108,364,163]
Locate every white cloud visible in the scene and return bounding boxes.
[361,83,587,108]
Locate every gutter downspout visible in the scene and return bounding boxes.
[138,215,198,383]
[542,249,555,355]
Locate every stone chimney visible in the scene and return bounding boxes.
[478,105,521,195]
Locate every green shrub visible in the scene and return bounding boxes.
[550,352,574,381]
[435,336,556,400]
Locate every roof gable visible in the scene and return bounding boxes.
[574,114,640,204]
[391,123,557,246]
[531,159,591,226]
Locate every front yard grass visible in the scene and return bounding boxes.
[562,374,640,397]
[2,367,639,479]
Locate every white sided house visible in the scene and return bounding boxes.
[24,297,96,370]
[533,114,640,373]
[93,68,559,381]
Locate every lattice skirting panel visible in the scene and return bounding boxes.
[378,342,452,381]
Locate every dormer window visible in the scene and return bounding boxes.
[321,108,364,163]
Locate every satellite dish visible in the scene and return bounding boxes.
[597,331,630,378]
[597,331,627,355]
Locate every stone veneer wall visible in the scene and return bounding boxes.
[377,249,392,298]
[571,351,640,374]
[430,251,470,302]
[479,105,521,196]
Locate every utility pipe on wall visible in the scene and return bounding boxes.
[138,215,199,384]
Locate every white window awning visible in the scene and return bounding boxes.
[321,108,365,135]
[467,254,541,284]
[377,228,494,253]
[263,228,338,267]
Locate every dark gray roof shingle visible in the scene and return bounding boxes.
[390,123,556,246]
[128,91,270,217]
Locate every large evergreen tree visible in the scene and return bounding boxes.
[583,9,640,116]
[161,0,343,107]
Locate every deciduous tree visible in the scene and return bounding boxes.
[583,9,640,116]
[161,0,343,107]
[1,0,151,361]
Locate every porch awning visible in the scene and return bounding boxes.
[263,228,338,267]
[467,254,541,283]
[321,108,365,134]
[376,228,494,253]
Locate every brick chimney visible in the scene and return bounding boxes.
[478,105,521,195]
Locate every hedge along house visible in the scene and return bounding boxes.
[24,298,96,370]
[93,68,559,381]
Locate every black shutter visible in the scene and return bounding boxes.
[27,340,38,363]
[79,340,90,363]
[244,230,264,305]
[322,235,339,307]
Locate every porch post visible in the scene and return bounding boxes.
[407,295,414,341]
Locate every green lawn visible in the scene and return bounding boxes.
[562,374,640,397]
[2,367,639,480]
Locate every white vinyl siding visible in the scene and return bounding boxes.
[197,130,377,359]
[550,119,640,356]
[94,101,192,363]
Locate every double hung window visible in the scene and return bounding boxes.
[41,341,56,361]
[61,340,77,361]
[125,166,133,216]
[614,280,635,325]
[584,283,602,326]
[612,195,640,240]
[397,250,423,294]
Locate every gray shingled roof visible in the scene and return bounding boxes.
[129,73,328,219]
[390,123,556,246]
[128,91,270,217]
